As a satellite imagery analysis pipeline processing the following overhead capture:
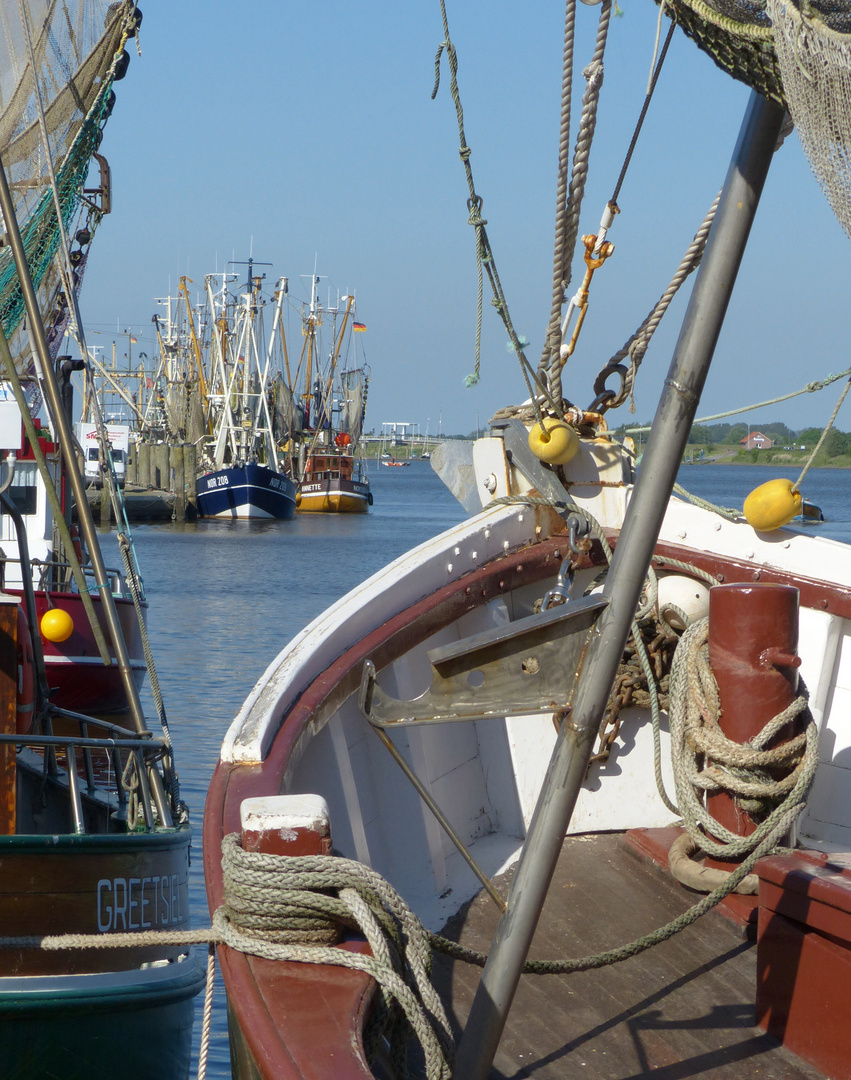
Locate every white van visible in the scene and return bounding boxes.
[76,423,130,487]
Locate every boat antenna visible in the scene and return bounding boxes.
[229,256,272,294]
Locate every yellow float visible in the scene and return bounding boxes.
[40,607,74,643]
[743,478,802,531]
[527,418,579,466]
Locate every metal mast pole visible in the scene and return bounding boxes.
[455,90,786,1078]
[0,155,151,740]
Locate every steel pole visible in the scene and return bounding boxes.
[0,154,150,737]
[455,90,786,1079]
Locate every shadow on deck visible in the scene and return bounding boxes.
[433,832,823,1079]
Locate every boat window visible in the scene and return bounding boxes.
[6,484,37,515]
[87,448,99,462]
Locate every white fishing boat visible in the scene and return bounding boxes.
[204,2,851,1078]
[197,263,296,520]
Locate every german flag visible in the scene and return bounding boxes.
[353,322,367,332]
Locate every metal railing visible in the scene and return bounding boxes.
[2,709,174,835]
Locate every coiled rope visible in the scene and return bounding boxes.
[669,617,819,865]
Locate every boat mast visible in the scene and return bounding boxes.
[455,90,787,1078]
[303,274,320,429]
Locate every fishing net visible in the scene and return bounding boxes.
[0,0,140,368]
[339,368,368,443]
[767,0,851,242]
[661,0,851,240]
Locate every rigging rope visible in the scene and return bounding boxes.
[432,0,555,419]
[540,0,613,395]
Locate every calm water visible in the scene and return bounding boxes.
[123,460,851,1076]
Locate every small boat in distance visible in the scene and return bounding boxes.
[801,499,825,523]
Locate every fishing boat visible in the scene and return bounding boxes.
[204,3,851,1079]
[0,4,203,1076]
[197,263,296,520]
[0,408,149,714]
[288,276,372,514]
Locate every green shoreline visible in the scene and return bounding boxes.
[681,450,851,468]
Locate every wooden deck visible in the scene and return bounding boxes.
[432,833,824,1079]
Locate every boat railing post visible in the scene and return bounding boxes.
[65,744,86,834]
[112,746,127,813]
[133,749,156,830]
[77,718,97,796]
[454,90,787,1079]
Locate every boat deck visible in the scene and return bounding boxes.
[433,832,823,1079]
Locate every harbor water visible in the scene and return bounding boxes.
[126,460,851,1077]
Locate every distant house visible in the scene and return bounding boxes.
[741,431,774,450]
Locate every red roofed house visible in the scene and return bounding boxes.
[741,431,774,450]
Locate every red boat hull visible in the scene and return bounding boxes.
[11,589,147,714]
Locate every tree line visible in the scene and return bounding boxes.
[615,420,849,457]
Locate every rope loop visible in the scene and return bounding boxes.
[466,195,486,227]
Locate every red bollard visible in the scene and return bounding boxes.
[705,582,800,870]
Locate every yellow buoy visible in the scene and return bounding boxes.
[528,418,579,466]
[40,607,74,643]
[743,478,802,531]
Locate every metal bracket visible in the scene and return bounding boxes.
[359,593,608,728]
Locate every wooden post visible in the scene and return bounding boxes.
[0,595,18,834]
[171,444,185,522]
[137,442,151,488]
[184,442,197,514]
[153,444,169,492]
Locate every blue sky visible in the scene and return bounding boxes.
[76,1,851,437]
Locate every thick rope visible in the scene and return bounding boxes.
[216,834,454,1080]
[669,617,819,862]
[671,482,740,521]
[196,943,217,1080]
[540,0,578,386]
[591,190,720,412]
[541,1,613,392]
